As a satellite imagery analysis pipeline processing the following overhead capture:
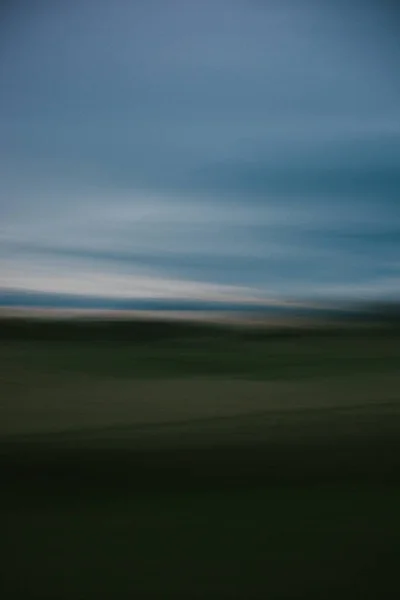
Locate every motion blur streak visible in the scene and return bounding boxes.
[1,2,400,599]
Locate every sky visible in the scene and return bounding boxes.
[1,0,399,305]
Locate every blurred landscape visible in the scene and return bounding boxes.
[2,307,400,598]
[2,0,400,597]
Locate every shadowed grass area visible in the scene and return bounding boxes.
[2,473,400,598]
[2,386,400,598]
[1,329,399,381]
[1,320,400,598]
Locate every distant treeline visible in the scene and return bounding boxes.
[0,317,222,343]
[0,311,399,343]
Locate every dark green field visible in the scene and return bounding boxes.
[3,482,400,599]
[1,321,400,598]
[1,322,399,381]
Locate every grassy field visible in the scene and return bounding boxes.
[1,325,400,598]
[2,483,400,599]
[1,327,399,380]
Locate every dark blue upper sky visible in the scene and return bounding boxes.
[1,0,399,303]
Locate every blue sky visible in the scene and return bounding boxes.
[1,0,399,304]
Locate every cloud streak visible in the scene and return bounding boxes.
[1,0,399,304]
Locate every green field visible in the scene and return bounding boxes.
[3,483,400,599]
[1,325,400,598]
[2,326,399,381]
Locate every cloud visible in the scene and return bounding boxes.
[0,1,399,303]
[1,180,399,297]
[308,277,400,302]
[1,252,399,305]
[0,254,275,303]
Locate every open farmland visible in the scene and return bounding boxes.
[1,323,399,479]
[1,322,400,599]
